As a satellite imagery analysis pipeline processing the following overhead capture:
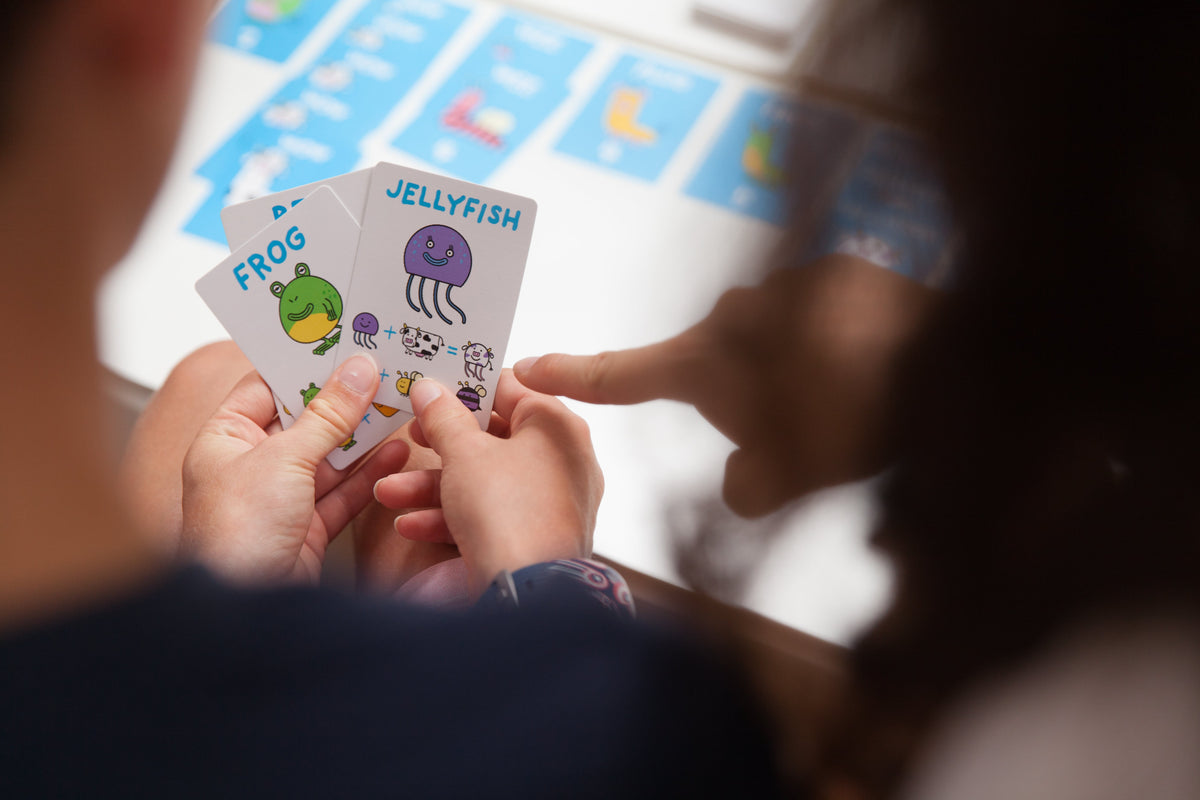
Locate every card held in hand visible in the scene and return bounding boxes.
[195,185,361,453]
[220,169,373,253]
[219,169,409,451]
[339,162,537,425]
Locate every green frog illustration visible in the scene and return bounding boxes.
[270,263,342,356]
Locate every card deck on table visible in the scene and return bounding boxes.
[204,163,538,468]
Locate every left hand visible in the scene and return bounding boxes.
[181,354,410,584]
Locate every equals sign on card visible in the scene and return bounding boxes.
[447,346,459,355]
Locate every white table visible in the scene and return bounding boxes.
[99,0,890,645]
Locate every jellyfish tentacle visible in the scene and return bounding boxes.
[444,285,467,324]
[417,277,433,319]
[406,274,422,314]
[432,282,454,326]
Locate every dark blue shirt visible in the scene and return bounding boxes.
[0,565,777,798]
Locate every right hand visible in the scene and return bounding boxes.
[372,370,603,596]
[515,254,938,517]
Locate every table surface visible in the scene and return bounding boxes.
[98,0,890,645]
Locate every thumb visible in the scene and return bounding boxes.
[409,378,480,460]
[282,353,378,468]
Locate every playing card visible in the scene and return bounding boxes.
[338,162,537,424]
[220,168,374,252]
[220,172,417,462]
[196,186,370,468]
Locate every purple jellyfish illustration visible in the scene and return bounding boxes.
[351,312,379,349]
[403,224,472,325]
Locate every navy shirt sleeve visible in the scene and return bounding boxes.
[475,558,636,619]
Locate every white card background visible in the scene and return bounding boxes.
[220,169,373,253]
[339,162,537,424]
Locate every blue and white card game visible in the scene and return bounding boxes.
[195,163,537,469]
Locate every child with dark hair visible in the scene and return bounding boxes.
[518,1,1200,796]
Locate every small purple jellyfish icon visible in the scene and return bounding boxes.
[403,224,472,325]
[351,312,379,349]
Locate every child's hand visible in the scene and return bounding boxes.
[514,254,937,517]
[373,371,602,596]
[181,354,409,584]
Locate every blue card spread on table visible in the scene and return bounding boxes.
[554,53,720,183]
[187,0,471,244]
[392,12,595,183]
[804,125,956,286]
[209,0,340,63]
[686,90,863,225]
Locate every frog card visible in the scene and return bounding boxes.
[220,168,374,252]
[337,162,537,425]
[196,185,369,469]
[219,168,411,446]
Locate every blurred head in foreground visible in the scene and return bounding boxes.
[840,0,1200,792]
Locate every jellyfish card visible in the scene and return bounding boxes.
[195,185,376,470]
[336,161,537,424]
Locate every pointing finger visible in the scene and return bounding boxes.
[512,334,701,406]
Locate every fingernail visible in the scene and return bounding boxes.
[337,353,377,395]
[513,356,537,376]
[409,378,442,414]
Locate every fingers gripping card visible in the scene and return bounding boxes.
[196,186,361,461]
[338,163,537,425]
